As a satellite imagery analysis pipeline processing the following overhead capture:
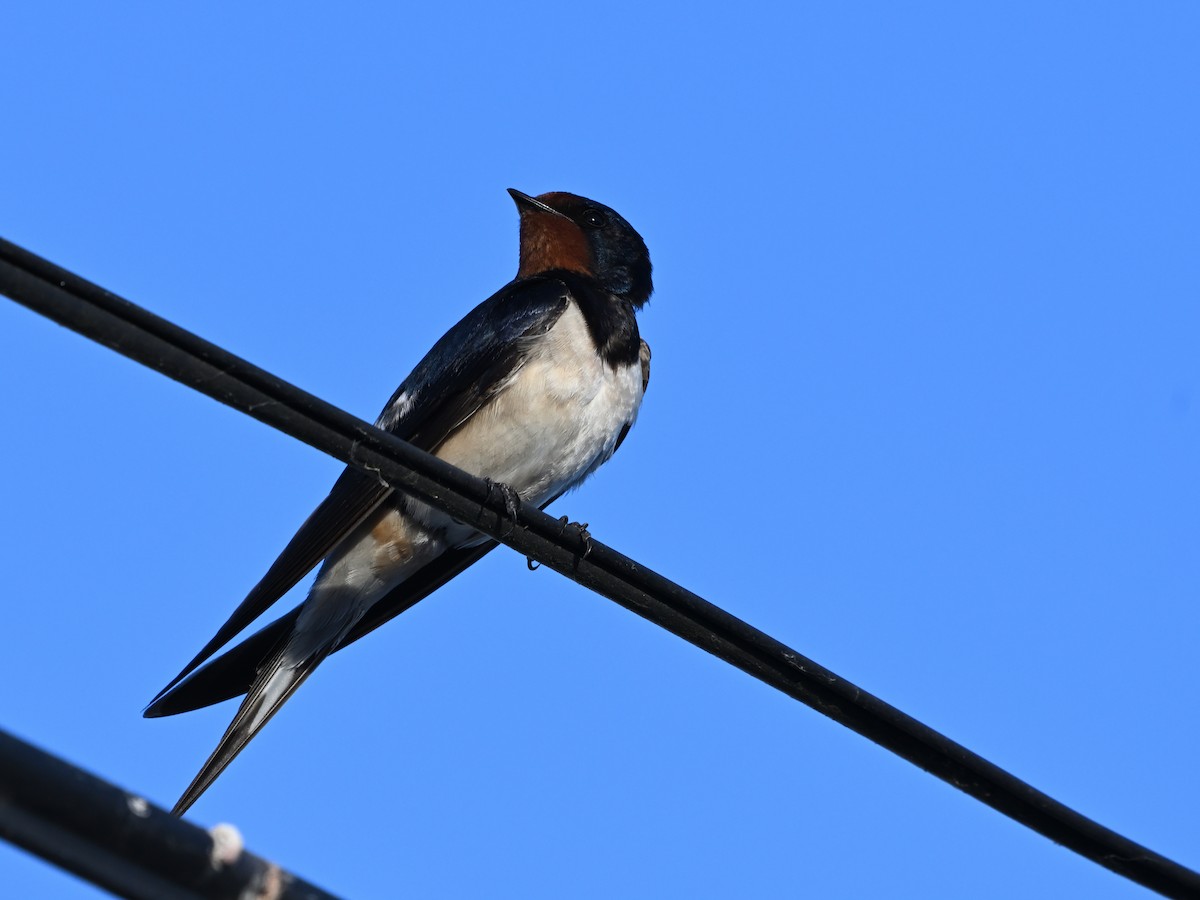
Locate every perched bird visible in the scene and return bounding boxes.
[145,189,653,816]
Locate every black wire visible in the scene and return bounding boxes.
[2,236,1198,900]
[0,729,341,900]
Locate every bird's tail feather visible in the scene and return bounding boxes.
[171,644,330,817]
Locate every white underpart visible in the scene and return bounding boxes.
[434,301,642,517]
[289,300,643,656]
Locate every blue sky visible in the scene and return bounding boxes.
[2,4,1198,898]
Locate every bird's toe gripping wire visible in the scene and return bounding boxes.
[557,515,593,562]
[482,477,522,537]
[526,516,593,571]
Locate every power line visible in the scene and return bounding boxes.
[2,236,1198,900]
[0,730,340,900]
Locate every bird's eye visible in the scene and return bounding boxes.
[581,208,606,229]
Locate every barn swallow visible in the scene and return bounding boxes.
[145,189,653,816]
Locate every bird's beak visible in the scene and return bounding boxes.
[508,188,571,219]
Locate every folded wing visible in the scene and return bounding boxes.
[148,277,571,709]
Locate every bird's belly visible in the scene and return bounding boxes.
[434,303,642,509]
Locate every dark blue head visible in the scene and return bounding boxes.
[509,189,653,308]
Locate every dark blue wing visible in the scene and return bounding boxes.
[148,277,570,707]
[375,276,570,447]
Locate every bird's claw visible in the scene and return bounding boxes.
[556,515,593,561]
[483,478,522,536]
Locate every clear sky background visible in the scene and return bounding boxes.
[2,4,1198,898]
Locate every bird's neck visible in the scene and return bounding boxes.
[543,269,641,368]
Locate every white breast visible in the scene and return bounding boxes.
[434,300,643,508]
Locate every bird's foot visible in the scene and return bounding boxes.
[556,515,593,561]
[483,478,522,536]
